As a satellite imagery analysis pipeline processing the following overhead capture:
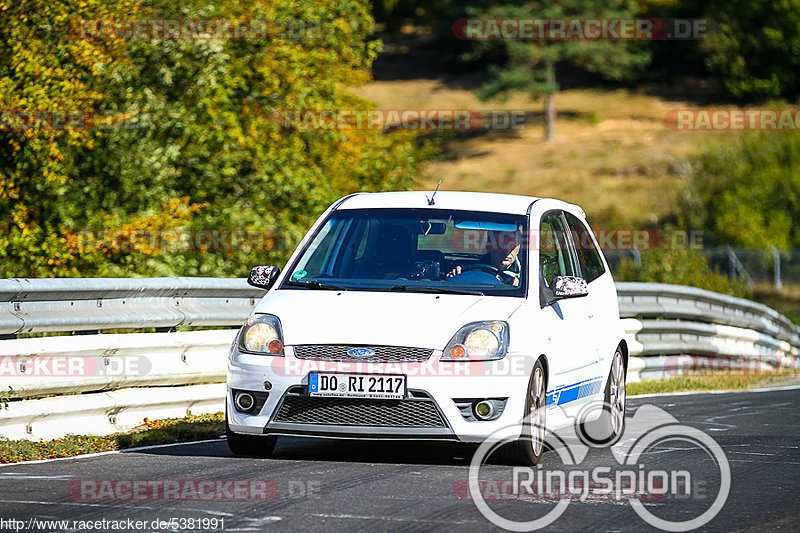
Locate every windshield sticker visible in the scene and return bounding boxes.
[291,270,308,280]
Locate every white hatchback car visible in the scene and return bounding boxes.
[226,191,627,464]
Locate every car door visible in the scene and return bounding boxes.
[537,210,600,417]
[564,211,618,374]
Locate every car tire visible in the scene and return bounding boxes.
[225,410,278,457]
[505,359,547,466]
[579,346,626,446]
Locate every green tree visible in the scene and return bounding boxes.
[372,0,454,33]
[702,0,800,100]
[681,130,800,249]
[0,0,147,276]
[1,0,427,278]
[615,247,748,297]
[463,0,650,141]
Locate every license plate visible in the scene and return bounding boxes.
[308,373,406,399]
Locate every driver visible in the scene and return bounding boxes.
[446,229,522,285]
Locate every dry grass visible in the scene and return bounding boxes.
[754,283,800,324]
[353,79,737,228]
[0,413,224,463]
[357,76,800,322]
[628,371,799,396]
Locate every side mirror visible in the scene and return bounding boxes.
[247,265,281,290]
[541,275,589,307]
[552,276,589,298]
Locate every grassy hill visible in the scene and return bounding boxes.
[354,76,737,230]
[353,62,800,322]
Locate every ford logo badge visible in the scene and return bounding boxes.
[347,348,375,357]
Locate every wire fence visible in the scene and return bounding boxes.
[604,247,800,293]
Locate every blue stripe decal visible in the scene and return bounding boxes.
[546,377,603,407]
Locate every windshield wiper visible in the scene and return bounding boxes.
[285,279,349,291]
[389,285,484,296]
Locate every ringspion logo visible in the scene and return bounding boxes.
[465,404,730,531]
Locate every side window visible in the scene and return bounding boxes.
[296,219,338,275]
[539,212,579,287]
[298,218,353,277]
[564,212,606,283]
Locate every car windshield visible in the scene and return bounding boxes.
[282,208,527,296]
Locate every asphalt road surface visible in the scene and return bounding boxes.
[1,387,798,532]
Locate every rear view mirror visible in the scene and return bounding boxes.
[248,265,281,290]
[417,221,447,235]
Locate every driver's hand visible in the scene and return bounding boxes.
[446,266,462,278]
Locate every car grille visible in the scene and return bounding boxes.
[292,344,433,363]
[273,395,446,428]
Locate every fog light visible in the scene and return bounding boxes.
[234,391,256,412]
[474,400,494,420]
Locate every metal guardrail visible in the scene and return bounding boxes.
[626,354,780,384]
[1,277,797,341]
[0,383,225,442]
[0,278,798,441]
[0,277,263,334]
[616,282,800,347]
[1,330,235,397]
[623,319,795,358]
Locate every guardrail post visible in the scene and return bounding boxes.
[772,246,782,293]
[631,248,642,266]
[726,245,755,291]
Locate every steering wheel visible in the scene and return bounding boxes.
[460,263,517,285]
[461,263,503,277]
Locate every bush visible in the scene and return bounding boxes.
[614,247,749,297]
[681,130,800,251]
[0,0,427,278]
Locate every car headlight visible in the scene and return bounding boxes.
[442,321,509,361]
[238,314,284,355]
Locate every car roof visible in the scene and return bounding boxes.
[336,190,542,215]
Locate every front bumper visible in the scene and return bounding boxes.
[227,347,532,443]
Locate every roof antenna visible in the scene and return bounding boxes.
[426,180,442,206]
